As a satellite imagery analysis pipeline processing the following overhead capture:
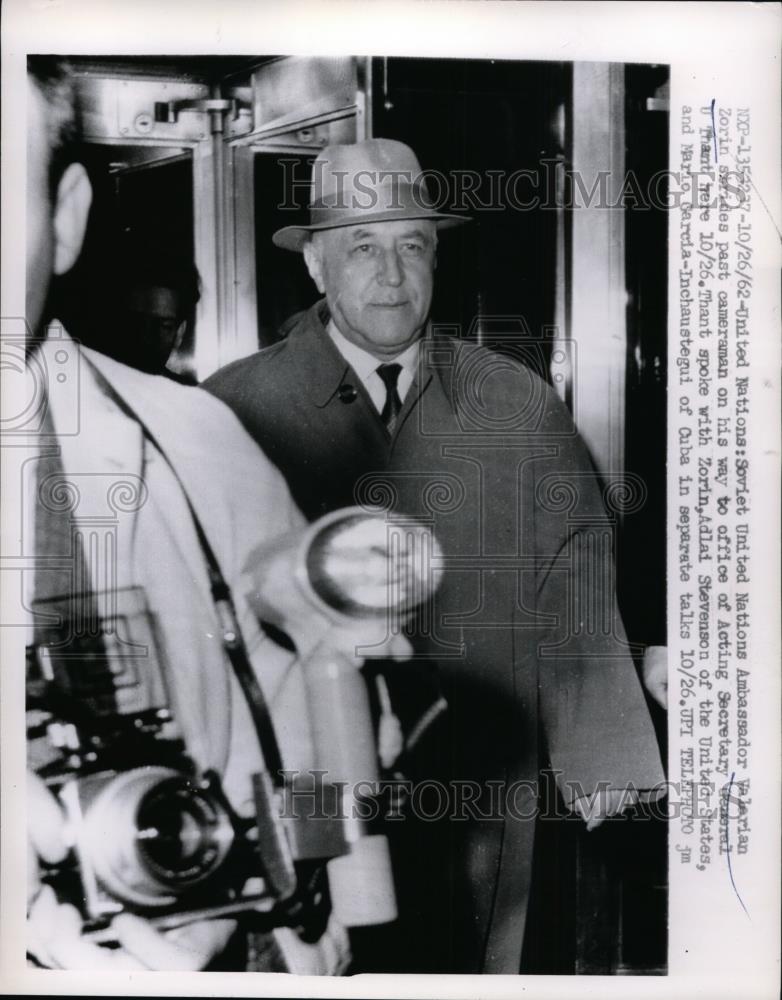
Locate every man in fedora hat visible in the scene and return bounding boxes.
[205,138,665,974]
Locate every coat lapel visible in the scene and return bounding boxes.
[294,305,456,438]
[44,335,145,584]
[285,301,353,409]
[289,300,390,447]
[80,345,214,593]
[390,329,457,446]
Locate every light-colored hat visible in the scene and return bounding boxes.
[272,138,469,252]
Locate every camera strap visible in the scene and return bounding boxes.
[84,357,285,786]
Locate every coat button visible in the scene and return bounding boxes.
[337,383,358,403]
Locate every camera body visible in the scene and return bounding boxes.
[28,508,442,935]
[26,589,281,932]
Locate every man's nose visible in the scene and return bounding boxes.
[376,248,403,287]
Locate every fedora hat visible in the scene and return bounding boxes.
[272,138,469,252]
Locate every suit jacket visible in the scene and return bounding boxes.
[205,300,665,973]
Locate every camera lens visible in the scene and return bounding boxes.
[136,777,229,882]
[78,766,234,909]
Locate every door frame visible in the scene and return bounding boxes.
[217,56,371,371]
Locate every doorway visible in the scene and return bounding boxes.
[53,144,197,379]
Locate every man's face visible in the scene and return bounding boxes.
[120,285,184,371]
[304,219,436,359]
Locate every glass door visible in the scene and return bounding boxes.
[55,62,217,379]
[222,57,368,358]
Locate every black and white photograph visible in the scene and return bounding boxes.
[1,2,779,997]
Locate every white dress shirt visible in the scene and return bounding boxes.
[327,319,420,413]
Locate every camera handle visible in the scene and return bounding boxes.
[299,641,397,927]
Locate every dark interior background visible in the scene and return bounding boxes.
[371,56,565,361]
[255,152,319,343]
[52,147,195,362]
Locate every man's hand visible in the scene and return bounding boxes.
[641,645,668,710]
[273,913,351,975]
[375,674,404,769]
[572,787,640,832]
[315,616,412,666]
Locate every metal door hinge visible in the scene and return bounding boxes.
[155,98,246,135]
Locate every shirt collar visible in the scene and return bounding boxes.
[327,319,421,380]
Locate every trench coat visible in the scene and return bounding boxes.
[205,300,665,973]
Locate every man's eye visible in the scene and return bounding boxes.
[353,244,375,255]
[401,242,424,254]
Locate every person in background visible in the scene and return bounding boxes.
[111,247,201,383]
[56,239,201,383]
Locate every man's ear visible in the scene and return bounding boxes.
[52,163,92,276]
[302,237,326,294]
[173,318,188,353]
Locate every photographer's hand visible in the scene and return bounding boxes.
[27,770,71,967]
[29,886,236,970]
[317,617,412,665]
[27,771,68,906]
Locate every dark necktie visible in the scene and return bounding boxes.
[377,362,403,433]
